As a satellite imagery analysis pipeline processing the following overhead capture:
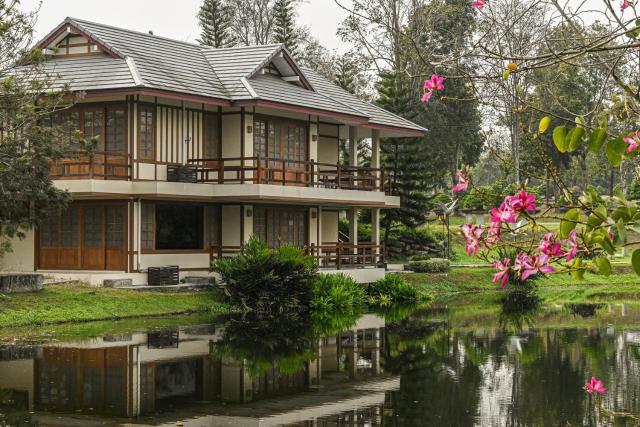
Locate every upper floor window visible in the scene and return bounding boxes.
[254,117,307,167]
[203,112,219,159]
[138,105,155,160]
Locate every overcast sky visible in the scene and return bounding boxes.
[20,0,351,52]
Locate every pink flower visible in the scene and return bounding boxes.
[472,0,486,8]
[621,0,632,12]
[509,191,537,213]
[492,258,511,288]
[512,252,530,277]
[421,74,445,103]
[491,202,518,224]
[521,253,555,281]
[486,221,501,245]
[537,232,565,257]
[460,224,483,256]
[624,132,639,153]
[453,169,469,193]
[565,229,579,262]
[584,377,607,395]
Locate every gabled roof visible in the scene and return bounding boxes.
[35,17,426,136]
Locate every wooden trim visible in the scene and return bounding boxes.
[361,123,426,137]
[128,199,134,273]
[81,88,230,106]
[38,22,121,58]
[234,100,368,125]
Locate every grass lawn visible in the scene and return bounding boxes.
[405,266,640,303]
[0,284,229,328]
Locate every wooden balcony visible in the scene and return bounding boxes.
[210,242,385,270]
[188,156,388,193]
[51,151,131,180]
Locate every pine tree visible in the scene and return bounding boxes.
[334,55,358,94]
[272,0,298,56]
[197,0,235,48]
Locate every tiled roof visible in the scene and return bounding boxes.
[36,17,426,135]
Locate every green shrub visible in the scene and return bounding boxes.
[311,273,367,313]
[367,274,430,306]
[408,258,450,273]
[410,253,431,261]
[212,236,317,313]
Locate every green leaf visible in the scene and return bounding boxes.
[539,116,551,134]
[571,258,585,281]
[560,208,579,238]
[606,139,624,167]
[595,257,612,276]
[600,236,615,255]
[615,219,627,245]
[632,249,640,275]
[575,116,586,128]
[567,127,586,152]
[553,126,567,153]
[588,129,607,153]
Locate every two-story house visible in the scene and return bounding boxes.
[0,18,426,285]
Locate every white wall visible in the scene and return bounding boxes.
[222,205,242,247]
[321,211,339,244]
[0,231,35,272]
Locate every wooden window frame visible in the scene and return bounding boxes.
[252,205,308,248]
[137,104,156,161]
[253,115,309,166]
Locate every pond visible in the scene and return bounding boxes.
[1,298,640,426]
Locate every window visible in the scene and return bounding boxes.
[254,118,307,168]
[203,113,219,159]
[253,206,307,248]
[106,206,125,249]
[83,207,103,248]
[83,109,103,148]
[155,205,203,250]
[106,108,126,153]
[141,204,154,250]
[138,106,155,160]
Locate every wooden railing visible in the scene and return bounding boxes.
[210,242,385,270]
[51,150,131,180]
[187,156,387,193]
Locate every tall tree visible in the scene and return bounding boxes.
[0,2,74,256]
[197,0,236,48]
[272,0,298,56]
[226,0,276,45]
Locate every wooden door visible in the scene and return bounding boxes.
[81,206,105,270]
[105,205,127,271]
[283,125,307,186]
[254,119,307,185]
[39,206,80,269]
[253,207,307,248]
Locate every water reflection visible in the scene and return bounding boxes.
[1,302,640,426]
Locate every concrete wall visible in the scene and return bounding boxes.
[0,359,35,408]
[321,211,339,243]
[222,205,242,247]
[0,231,35,272]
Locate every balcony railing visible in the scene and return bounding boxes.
[51,151,131,180]
[188,156,387,193]
[210,242,385,270]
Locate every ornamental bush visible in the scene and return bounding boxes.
[367,274,430,306]
[311,273,367,313]
[408,258,451,273]
[212,236,317,314]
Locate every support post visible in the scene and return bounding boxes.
[349,126,358,188]
[348,207,358,258]
[371,130,381,190]
[371,208,381,264]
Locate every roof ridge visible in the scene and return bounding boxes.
[199,43,283,52]
[69,17,204,50]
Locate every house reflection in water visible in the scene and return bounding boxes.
[0,314,390,425]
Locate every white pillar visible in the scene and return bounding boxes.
[371,129,380,190]
[371,208,380,259]
[349,126,358,167]
[348,208,358,246]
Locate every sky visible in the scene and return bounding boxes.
[19,0,351,52]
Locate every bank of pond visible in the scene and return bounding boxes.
[1,297,640,426]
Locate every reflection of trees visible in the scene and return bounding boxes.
[379,303,640,426]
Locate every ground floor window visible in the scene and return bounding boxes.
[253,206,307,248]
[38,202,128,271]
[141,203,219,252]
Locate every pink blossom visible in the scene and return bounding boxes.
[621,0,632,13]
[509,191,537,213]
[472,0,486,8]
[421,74,445,103]
[584,377,607,395]
[537,232,565,257]
[490,202,518,224]
[624,132,639,153]
[486,221,501,245]
[521,253,555,281]
[492,258,511,288]
[565,229,579,262]
[512,252,530,277]
[460,224,483,256]
[453,169,469,193]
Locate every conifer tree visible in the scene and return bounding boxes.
[272,0,298,56]
[334,55,358,95]
[197,0,235,48]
